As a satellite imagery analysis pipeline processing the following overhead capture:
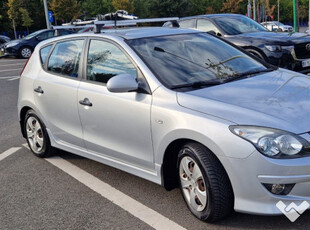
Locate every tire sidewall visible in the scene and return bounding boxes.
[177,145,213,220]
[19,47,32,59]
[24,110,48,157]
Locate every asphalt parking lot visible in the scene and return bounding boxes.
[1,57,310,229]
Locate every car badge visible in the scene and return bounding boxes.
[306,43,310,51]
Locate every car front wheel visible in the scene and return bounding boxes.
[19,47,32,58]
[178,142,234,222]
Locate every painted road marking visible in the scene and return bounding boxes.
[0,76,19,79]
[21,143,185,229]
[7,76,20,81]
[45,156,186,230]
[0,68,22,72]
[0,63,25,67]
[0,147,21,162]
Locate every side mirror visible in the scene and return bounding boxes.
[107,74,139,93]
[36,36,43,41]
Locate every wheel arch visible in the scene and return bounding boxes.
[243,46,267,61]
[161,135,233,195]
[20,106,33,138]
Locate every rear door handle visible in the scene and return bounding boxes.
[34,86,44,94]
[79,98,92,107]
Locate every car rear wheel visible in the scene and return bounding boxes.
[19,47,32,59]
[177,142,234,222]
[24,110,53,158]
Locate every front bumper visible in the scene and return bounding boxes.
[0,46,19,57]
[219,135,310,215]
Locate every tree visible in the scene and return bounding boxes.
[112,0,134,14]
[7,0,22,39]
[82,0,114,17]
[221,0,244,13]
[50,0,81,23]
[149,0,191,17]
[132,0,150,18]
[19,8,33,33]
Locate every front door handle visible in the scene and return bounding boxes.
[34,86,44,94]
[79,98,92,107]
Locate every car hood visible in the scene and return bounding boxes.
[231,31,310,44]
[177,69,310,134]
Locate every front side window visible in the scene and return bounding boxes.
[87,40,137,84]
[40,45,53,65]
[47,40,84,78]
[37,31,54,41]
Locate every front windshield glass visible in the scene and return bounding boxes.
[128,33,267,89]
[214,16,268,35]
[24,30,44,40]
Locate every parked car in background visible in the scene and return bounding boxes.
[18,27,310,222]
[0,29,74,58]
[165,14,310,73]
[261,21,293,32]
[0,35,11,44]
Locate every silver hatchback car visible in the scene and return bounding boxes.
[18,27,310,222]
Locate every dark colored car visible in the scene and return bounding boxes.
[0,29,73,58]
[0,35,11,44]
[165,14,310,73]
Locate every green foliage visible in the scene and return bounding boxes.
[112,0,134,13]
[82,0,114,17]
[19,8,33,27]
[50,0,81,22]
[149,0,191,17]
[7,0,22,20]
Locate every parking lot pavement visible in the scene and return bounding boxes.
[1,57,310,229]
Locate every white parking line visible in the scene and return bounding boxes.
[0,68,22,72]
[45,156,186,230]
[0,147,21,162]
[0,63,25,67]
[0,76,19,79]
[7,76,20,81]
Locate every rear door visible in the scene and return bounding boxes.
[77,38,154,169]
[33,39,86,148]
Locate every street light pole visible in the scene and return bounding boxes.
[293,0,297,32]
[278,0,280,22]
[253,0,256,21]
[43,0,50,29]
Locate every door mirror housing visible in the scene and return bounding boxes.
[107,74,139,93]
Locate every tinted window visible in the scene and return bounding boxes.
[37,31,54,41]
[197,19,220,33]
[47,40,84,78]
[179,19,195,28]
[40,45,53,64]
[87,40,137,84]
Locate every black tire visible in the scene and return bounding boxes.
[19,46,32,59]
[24,110,53,158]
[245,48,266,61]
[177,142,234,222]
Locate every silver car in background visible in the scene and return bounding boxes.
[18,27,310,222]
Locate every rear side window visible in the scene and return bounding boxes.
[179,19,196,28]
[87,40,137,84]
[47,40,84,78]
[197,19,220,33]
[40,45,52,64]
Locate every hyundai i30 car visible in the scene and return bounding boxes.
[18,27,310,222]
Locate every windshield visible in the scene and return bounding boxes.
[214,16,268,35]
[24,30,45,40]
[128,33,268,90]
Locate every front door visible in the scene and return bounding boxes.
[78,39,154,169]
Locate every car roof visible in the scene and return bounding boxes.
[180,14,246,20]
[40,27,200,45]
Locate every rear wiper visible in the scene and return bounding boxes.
[170,80,221,90]
[222,68,275,83]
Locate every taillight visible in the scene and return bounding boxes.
[20,54,32,76]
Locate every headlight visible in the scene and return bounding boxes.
[265,45,281,52]
[6,41,19,48]
[281,45,294,51]
[229,126,310,158]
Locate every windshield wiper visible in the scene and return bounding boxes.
[222,68,275,83]
[170,80,221,90]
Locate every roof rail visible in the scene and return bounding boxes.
[52,17,180,32]
[93,17,179,33]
